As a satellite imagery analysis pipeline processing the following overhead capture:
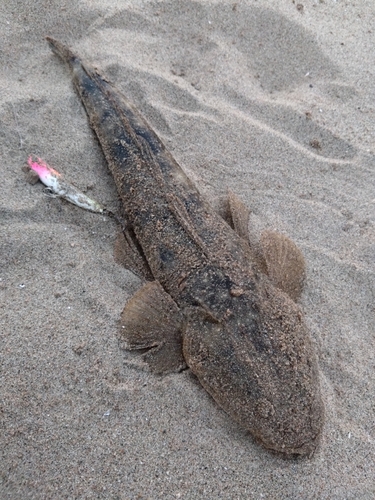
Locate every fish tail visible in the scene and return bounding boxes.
[46,36,78,65]
[46,37,146,194]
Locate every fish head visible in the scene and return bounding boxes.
[182,278,324,456]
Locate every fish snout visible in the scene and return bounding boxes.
[183,303,324,456]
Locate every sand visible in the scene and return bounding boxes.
[1,0,374,498]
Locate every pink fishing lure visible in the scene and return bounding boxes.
[27,156,104,213]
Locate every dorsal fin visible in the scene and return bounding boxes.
[227,190,306,301]
[260,230,306,302]
[228,189,250,240]
[114,230,154,281]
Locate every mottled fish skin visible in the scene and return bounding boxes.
[46,37,324,456]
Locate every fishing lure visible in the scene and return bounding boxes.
[27,155,105,214]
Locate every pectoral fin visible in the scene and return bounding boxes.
[227,190,305,301]
[119,281,186,374]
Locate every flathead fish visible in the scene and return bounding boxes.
[46,37,324,456]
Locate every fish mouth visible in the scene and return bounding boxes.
[258,411,324,458]
[275,433,321,458]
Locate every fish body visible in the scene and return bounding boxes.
[46,37,324,456]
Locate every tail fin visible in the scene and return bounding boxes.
[46,36,78,65]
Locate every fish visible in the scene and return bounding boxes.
[46,37,324,456]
